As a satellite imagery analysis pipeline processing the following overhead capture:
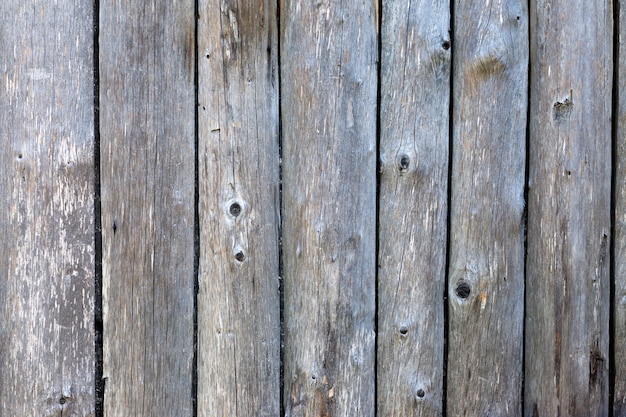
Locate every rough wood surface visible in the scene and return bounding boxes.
[0,1,95,415]
[99,1,195,415]
[616,1,626,413]
[197,1,281,416]
[525,1,612,415]
[281,1,378,416]
[447,1,528,415]
[377,1,450,415]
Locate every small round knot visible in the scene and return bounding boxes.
[455,281,471,299]
[416,389,425,398]
[235,251,246,263]
[229,202,242,217]
[398,154,410,172]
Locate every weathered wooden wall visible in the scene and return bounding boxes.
[1,0,625,416]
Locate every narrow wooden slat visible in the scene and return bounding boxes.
[525,0,612,415]
[281,1,378,415]
[99,1,195,415]
[447,1,528,415]
[377,0,450,415]
[616,0,626,412]
[0,1,95,415]
[197,1,280,415]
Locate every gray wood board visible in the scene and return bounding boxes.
[0,1,95,415]
[99,1,196,415]
[447,1,528,415]
[281,1,378,415]
[525,1,612,415]
[197,0,281,415]
[616,0,626,413]
[377,0,450,415]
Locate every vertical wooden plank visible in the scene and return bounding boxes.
[0,1,95,415]
[447,1,528,415]
[616,1,626,413]
[525,0,612,415]
[197,1,280,416]
[281,1,378,416]
[377,0,450,415]
[99,1,195,415]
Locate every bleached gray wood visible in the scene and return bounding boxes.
[377,0,450,415]
[99,1,195,415]
[281,1,378,416]
[616,1,626,413]
[447,1,528,415]
[197,1,280,415]
[525,0,612,415]
[0,1,95,415]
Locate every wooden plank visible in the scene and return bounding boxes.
[525,0,612,415]
[377,0,450,415]
[0,1,95,415]
[196,1,280,415]
[447,1,528,415]
[280,1,378,416]
[99,1,195,415]
[616,0,626,412]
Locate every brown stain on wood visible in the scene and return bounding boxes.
[467,53,506,80]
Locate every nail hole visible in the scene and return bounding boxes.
[59,397,66,405]
[398,154,410,171]
[416,389,425,398]
[566,170,572,176]
[442,40,451,50]
[229,202,242,217]
[399,326,408,336]
[206,54,210,59]
[17,153,23,160]
[235,251,246,262]
[455,281,471,299]
[516,15,521,21]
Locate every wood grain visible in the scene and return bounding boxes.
[447,1,528,415]
[525,0,612,415]
[197,1,281,415]
[99,1,195,415]
[281,1,378,415]
[0,1,95,415]
[377,0,450,415]
[616,1,626,413]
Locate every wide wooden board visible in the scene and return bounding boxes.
[0,1,95,415]
[281,1,378,415]
[525,0,612,415]
[447,1,528,415]
[99,1,196,415]
[377,0,450,415]
[197,1,281,415]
